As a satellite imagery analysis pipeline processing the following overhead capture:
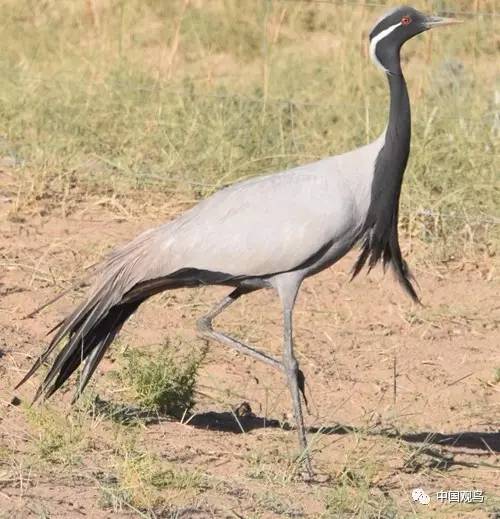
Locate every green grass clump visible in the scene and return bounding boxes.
[116,341,203,418]
[100,445,204,513]
[324,465,397,519]
[25,405,89,465]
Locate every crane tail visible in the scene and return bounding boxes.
[42,301,142,403]
[15,226,168,402]
[19,290,145,404]
[14,328,67,392]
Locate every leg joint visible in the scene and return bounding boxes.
[196,316,212,334]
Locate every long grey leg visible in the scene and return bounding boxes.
[198,285,311,477]
[283,304,313,478]
[197,287,282,372]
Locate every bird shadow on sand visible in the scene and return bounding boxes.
[185,409,500,454]
[90,397,499,454]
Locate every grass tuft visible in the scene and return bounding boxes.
[114,340,205,418]
[325,465,397,519]
[99,445,204,513]
[24,405,89,466]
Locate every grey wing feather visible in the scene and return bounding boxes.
[15,135,383,400]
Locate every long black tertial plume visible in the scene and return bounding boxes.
[14,230,162,402]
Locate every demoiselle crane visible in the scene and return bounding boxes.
[17,6,461,477]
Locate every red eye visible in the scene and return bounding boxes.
[401,15,412,26]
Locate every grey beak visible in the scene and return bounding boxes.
[425,15,463,29]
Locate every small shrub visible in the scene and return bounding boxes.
[116,340,204,418]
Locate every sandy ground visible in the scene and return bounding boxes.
[0,184,498,518]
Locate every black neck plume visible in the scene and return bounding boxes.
[352,68,419,302]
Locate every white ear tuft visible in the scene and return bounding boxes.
[369,22,402,73]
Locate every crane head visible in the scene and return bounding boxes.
[369,6,462,74]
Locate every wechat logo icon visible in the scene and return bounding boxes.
[412,488,430,505]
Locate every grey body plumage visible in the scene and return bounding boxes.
[16,6,461,478]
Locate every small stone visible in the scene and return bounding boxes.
[234,401,253,418]
[10,396,22,406]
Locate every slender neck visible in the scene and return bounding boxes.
[384,71,411,169]
[352,55,418,302]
